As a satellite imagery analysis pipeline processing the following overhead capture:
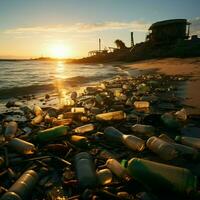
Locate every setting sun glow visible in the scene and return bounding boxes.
[48,44,70,59]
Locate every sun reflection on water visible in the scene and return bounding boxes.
[54,61,68,107]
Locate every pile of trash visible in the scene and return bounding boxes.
[0,74,200,200]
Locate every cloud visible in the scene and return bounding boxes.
[3,20,150,35]
[190,17,200,35]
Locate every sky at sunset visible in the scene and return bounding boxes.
[0,0,200,59]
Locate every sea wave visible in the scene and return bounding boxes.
[0,74,116,99]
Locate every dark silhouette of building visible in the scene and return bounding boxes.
[146,19,190,44]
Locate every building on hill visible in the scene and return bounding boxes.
[146,19,190,44]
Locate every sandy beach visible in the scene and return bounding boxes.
[127,57,200,114]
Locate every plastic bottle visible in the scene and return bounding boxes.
[97,169,113,185]
[146,136,178,160]
[31,115,43,125]
[33,105,43,116]
[175,136,200,150]
[134,101,150,109]
[159,134,199,160]
[171,142,199,160]
[35,125,68,143]
[131,124,155,137]
[127,158,197,196]
[71,107,85,113]
[4,121,18,139]
[122,134,145,152]
[106,159,131,181]
[74,152,97,189]
[0,170,39,200]
[96,111,126,121]
[104,127,123,143]
[70,135,89,148]
[7,138,36,155]
[161,112,180,129]
[175,108,187,121]
[52,118,72,126]
[158,133,175,143]
[74,124,95,134]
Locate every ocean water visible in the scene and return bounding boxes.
[0,60,136,100]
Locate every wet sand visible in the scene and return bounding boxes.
[127,57,200,114]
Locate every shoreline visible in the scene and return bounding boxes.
[0,57,200,114]
[126,57,200,113]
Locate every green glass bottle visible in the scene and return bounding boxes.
[35,125,68,143]
[127,158,197,197]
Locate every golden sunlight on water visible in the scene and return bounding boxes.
[53,61,76,108]
[54,61,68,107]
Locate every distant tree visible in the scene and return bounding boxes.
[115,39,127,49]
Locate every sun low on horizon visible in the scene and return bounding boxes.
[46,43,71,59]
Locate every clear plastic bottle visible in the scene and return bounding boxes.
[0,170,39,200]
[4,121,18,139]
[134,101,150,109]
[96,111,126,121]
[175,136,200,150]
[127,158,197,197]
[8,138,36,155]
[122,134,145,152]
[74,124,95,134]
[131,124,155,137]
[146,136,178,160]
[106,158,131,181]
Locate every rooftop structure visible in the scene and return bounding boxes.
[146,19,190,44]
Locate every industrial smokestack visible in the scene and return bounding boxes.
[131,32,134,47]
[99,38,101,51]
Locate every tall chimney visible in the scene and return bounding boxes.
[99,38,101,51]
[131,32,134,47]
